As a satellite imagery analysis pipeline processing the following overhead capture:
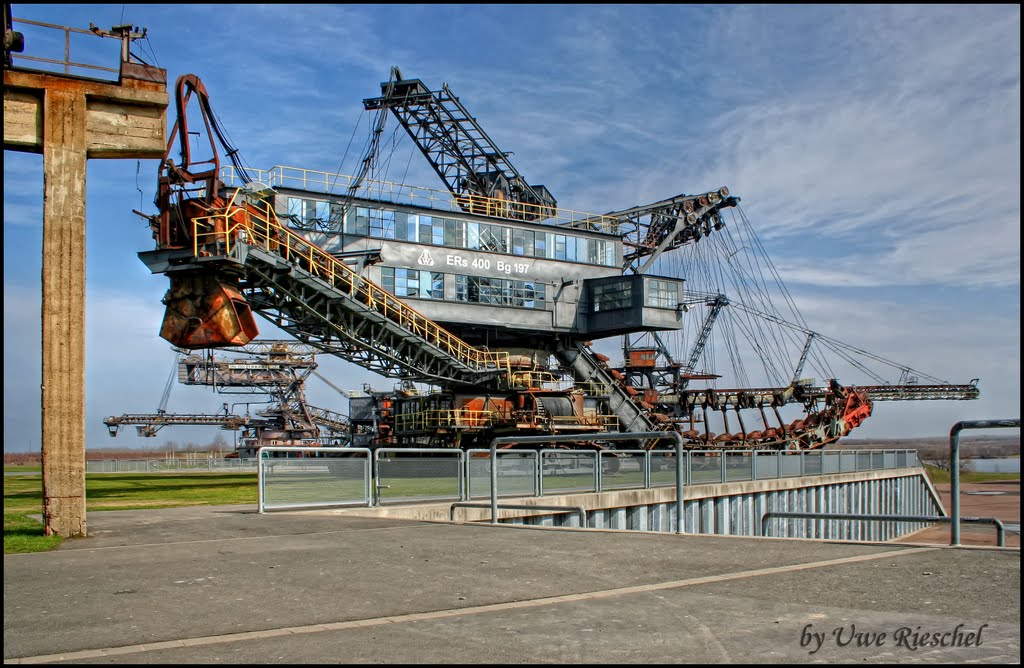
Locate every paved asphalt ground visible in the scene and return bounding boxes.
[3,504,1019,664]
[896,481,1020,547]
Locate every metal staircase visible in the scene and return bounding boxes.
[144,188,510,388]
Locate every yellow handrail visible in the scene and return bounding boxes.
[190,189,511,379]
[509,371,574,390]
[549,415,620,429]
[395,410,499,431]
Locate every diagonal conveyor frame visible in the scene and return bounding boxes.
[159,187,510,387]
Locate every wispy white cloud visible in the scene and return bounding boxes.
[2,153,43,226]
[639,7,1020,292]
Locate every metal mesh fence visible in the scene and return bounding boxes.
[466,450,538,499]
[85,458,259,473]
[649,451,678,487]
[725,452,753,482]
[755,452,779,479]
[600,451,646,490]
[780,452,803,477]
[375,449,463,504]
[688,452,723,484]
[90,448,921,513]
[259,448,371,511]
[802,452,822,476]
[540,451,598,495]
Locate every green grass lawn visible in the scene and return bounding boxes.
[3,513,63,554]
[922,464,1020,485]
[4,471,258,554]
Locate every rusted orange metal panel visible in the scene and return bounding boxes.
[159,274,259,348]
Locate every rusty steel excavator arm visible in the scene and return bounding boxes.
[150,74,259,349]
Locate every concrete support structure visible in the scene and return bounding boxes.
[40,86,88,537]
[4,55,168,537]
[322,466,945,543]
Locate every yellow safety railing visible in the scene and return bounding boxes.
[395,410,500,431]
[573,381,616,396]
[509,371,574,390]
[393,409,618,432]
[190,189,511,378]
[220,165,622,233]
[549,414,620,430]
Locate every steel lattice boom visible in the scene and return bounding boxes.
[363,75,557,221]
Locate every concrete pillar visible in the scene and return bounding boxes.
[6,58,167,538]
[41,87,88,538]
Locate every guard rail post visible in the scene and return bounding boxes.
[675,435,684,533]
[256,447,265,513]
[761,511,1007,547]
[949,419,1019,545]
[488,431,683,530]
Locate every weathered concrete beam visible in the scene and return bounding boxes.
[1,87,41,152]
[3,67,168,158]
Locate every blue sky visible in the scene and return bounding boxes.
[3,4,1020,451]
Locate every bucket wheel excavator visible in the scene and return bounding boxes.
[124,70,980,454]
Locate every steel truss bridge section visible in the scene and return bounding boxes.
[593,189,739,272]
[198,339,322,357]
[833,383,980,402]
[305,404,350,435]
[662,380,980,411]
[139,190,511,388]
[238,249,501,387]
[254,399,350,435]
[102,412,260,437]
[177,351,316,390]
[362,75,557,221]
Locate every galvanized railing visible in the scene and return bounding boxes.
[949,418,1019,545]
[259,447,372,511]
[10,17,120,77]
[390,408,619,432]
[510,371,574,390]
[86,458,259,473]
[394,409,497,431]
[548,415,620,430]
[250,447,922,512]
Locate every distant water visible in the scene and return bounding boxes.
[966,458,1020,474]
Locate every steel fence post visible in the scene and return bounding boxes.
[675,433,685,534]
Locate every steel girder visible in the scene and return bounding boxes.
[236,255,502,387]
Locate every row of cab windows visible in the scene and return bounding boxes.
[286,197,616,267]
[380,267,546,309]
[381,267,680,312]
[591,279,680,312]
